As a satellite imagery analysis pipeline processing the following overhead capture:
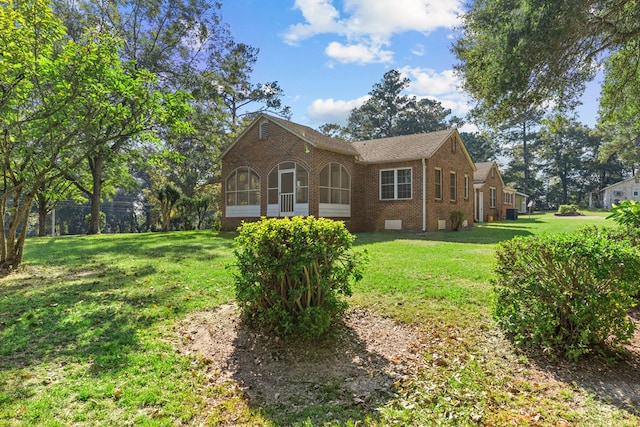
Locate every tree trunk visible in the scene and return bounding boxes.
[87,154,104,235]
[1,192,33,270]
[37,195,48,237]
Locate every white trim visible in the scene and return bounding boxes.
[319,203,350,217]
[379,167,413,200]
[226,206,260,218]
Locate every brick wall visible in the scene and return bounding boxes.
[222,121,475,233]
[221,120,360,231]
[475,164,504,222]
[361,135,475,232]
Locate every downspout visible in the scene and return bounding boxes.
[422,158,427,232]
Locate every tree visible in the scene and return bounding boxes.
[0,1,128,267]
[459,131,499,162]
[156,183,181,232]
[52,0,219,234]
[454,0,640,127]
[343,70,459,140]
[211,41,291,131]
[536,115,600,205]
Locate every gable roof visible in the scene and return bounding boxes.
[352,129,475,168]
[600,175,640,192]
[221,113,358,158]
[473,161,505,186]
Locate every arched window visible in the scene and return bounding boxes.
[319,163,350,204]
[226,167,260,206]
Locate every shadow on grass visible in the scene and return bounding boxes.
[0,263,178,375]
[525,308,640,417]
[26,231,236,267]
[354,220,538,246]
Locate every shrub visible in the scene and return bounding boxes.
[450,210,465,231]
[557,204,579,215]
[232,216,367,339]
[607,199,640,228]
[492,227,640,360]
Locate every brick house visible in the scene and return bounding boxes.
[473,161,515,221]
[221,114,476,232]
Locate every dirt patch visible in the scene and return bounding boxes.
[174,304,640,421]
[175,304,426,409]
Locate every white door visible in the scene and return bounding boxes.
[279,170,295,216]
[478,191,484,222]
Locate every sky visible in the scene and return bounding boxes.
[220,0,601,133]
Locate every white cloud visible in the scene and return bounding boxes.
[399,66,473,120]
[284,0,462,64]
[401,66,461,96]
[307,95,370,125]
[325,41,393,64]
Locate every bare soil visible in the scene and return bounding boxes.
[174,304,640,420]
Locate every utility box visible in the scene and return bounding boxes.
[506,208,518,220]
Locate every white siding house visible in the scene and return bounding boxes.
[600,176,640,208]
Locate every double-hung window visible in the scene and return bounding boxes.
[380,168,412,200]
[490,187,497,208]
[434,168,442,200]
[450,171,457,201]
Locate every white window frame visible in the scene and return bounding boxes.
[379,168,412,201]
[490,187,497,208]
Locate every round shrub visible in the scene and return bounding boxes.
[232,216,367,339]
[492,227,640,360]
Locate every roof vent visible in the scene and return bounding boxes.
[259,120,269,139]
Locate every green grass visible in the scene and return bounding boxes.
[1,211,637,426]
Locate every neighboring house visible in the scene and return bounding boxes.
[600,176,640,208]
[514,191,529,213]
[221,114,476,232]
[474,161,508,222]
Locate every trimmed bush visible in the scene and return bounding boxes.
[557,204,579,215]
[492,227,640,360]
[450,210,465,231]
[232,216,367,339]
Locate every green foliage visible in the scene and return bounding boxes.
[232,217,367,339]
[607,199,640,229]
[492,227,640,360]
[557,204,579,215]
[454,0,639,127]
[84,211,106,232]
[342,69,458,140]
[450,210,466,231]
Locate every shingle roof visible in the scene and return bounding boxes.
[352,129,456,163]
[473,162,495,183]
[267,115,359,156]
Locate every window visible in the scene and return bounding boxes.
[490,187,497,208]
[434,168,442,200]
[226,167,260,206]
[503,192,514,205]
[614,190,624,197]
[464,175,469,199]
[380,168,412,200]
[450,171,457,201]
[259,120,269,139]
[320,163,351,204]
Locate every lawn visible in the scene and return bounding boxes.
[1,211,638,426]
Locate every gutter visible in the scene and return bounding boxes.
[422,158,427,232]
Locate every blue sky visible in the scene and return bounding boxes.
[221,0,600,132]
